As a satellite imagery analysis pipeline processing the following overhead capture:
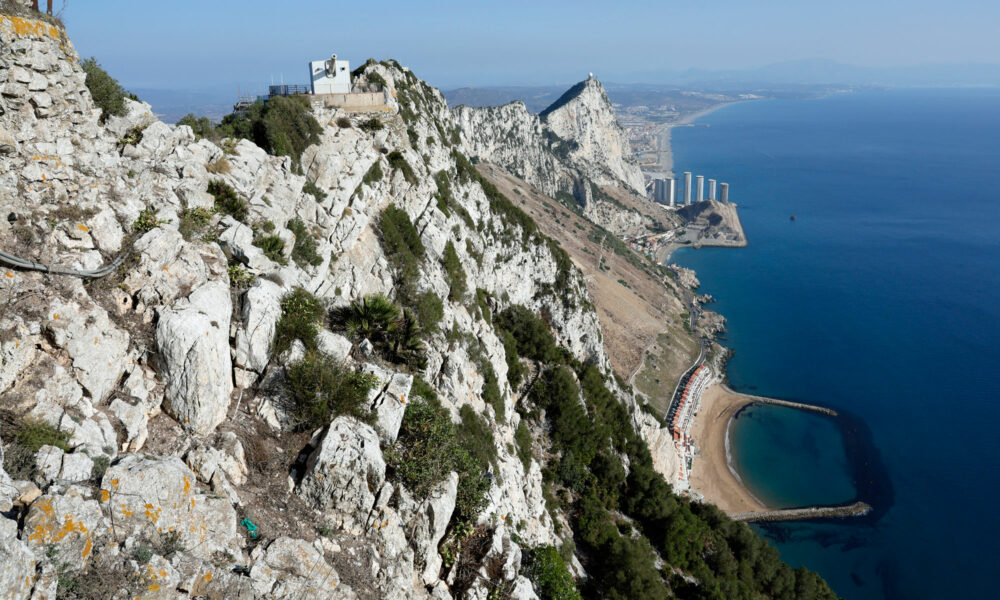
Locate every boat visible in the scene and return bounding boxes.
[790,215,797,221]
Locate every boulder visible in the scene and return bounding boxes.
[414,472,458,585]
[23,490,106,571]
[233,279,283,373]
[156,282,233,435]
[44,300,129,402]
[360,364,412,444]
[0,517,35,600]
[184,433,248,486]
[298,417,385,533]
[100,455,240,560]
[249,537,346,599]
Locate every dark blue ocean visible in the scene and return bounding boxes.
[671,88,1000,600]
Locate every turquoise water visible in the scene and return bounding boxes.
[730,404,855,509]
[672,89,1000,600]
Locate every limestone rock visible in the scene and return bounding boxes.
[298,417,386,533]
[184,433,248,486]
[0,517,35,600]
[44,300,129,402]
[361,364,412,443]
[100,455,240,560]
[156,282,233,435]
[234,278,283,373]
[413,472,458,585]
[23,490,106,571]
[248,537,348,599]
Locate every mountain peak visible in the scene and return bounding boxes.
[539,75,606,117]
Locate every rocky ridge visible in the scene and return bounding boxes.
[0,15,620,600]
[0,12,839,600]
[452,77,649,234]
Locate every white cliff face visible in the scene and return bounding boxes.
[540,77,645,195]
[0,17,656,600]
[453,76,647,234]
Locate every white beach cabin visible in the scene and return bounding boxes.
[310,54,351,94]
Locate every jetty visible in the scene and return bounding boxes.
[729,501,871,523]
[720,384,837,416]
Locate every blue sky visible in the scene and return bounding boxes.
[64,0,1000,92]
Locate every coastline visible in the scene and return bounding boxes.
[658,102,740,178]
[688,383,770,513]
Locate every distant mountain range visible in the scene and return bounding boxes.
[622,59,1000,88]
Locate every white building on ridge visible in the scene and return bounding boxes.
[310,54,351,94]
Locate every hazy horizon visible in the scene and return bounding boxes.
[64,0,1000,94]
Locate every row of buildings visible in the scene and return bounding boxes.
[667,363,714,487]
[651,173,730,207]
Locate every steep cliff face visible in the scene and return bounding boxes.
[453,77,648,234]
[0,13,838,600]
[0,16,603,600]
[539,77,645,195]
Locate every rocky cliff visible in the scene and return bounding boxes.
[0,11,838,600]
[453,77,648,234]
[0,14,603,600]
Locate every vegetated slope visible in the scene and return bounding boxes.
[0,10,838,600]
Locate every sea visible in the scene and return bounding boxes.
[671,88,1000,600]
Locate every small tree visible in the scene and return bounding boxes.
[81,57,131,123]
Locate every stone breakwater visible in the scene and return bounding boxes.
[729,501,872,523]
[722,385,837,416]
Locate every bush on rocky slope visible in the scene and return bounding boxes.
[385,394,490,523]
[273,288,325,354]
[216,95,322,166]
[285,351,379,430]
[81,57,135,123]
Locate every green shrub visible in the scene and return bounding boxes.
[458,405,496,470]
[362,161,384,187]
[378,205,424,302]
[335,116,352,128]
[498,328,525,389]
[227,263,254,288]
[131,208,165,234]
[177,113,215,139]
[178,207,214,241]
[284,351,378,430]
[496,305,560,363]
[359,118,383,132]
[386,396,490,523]
[303,180,327,201]
[82,57,131,123]
[481,364,503,422]
[442,241,467,302]
[273,288,324,354]
[514,421,532,470]
[288,218,322,268]
[1,418,71,480]
[331,294,399,344]
[216,95,321,165]
[387,150,416,184]
[330,295,427,370]
[522,545,582,600]
[208,180,248,222]
[412,291,444,333]
[254,233,286,265]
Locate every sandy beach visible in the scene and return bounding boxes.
[658,102,739,177]
[688,383,770,513]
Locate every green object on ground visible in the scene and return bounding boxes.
[241,518,259,539]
